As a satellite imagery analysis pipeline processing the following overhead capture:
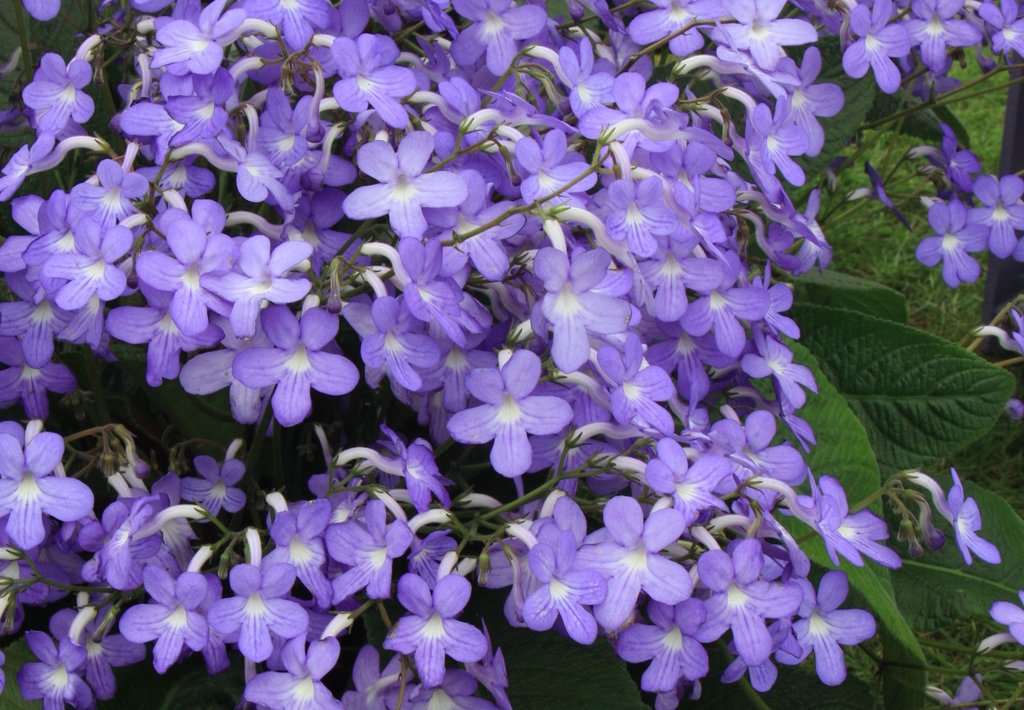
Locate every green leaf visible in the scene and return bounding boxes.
[792,304,1015,474]
[793,271,908,324]
[0,639,41,709]
[795,39,877,179]
[491,628,646,709]
[476,592,645,710]
[785,342,926,708]
[892,480,1024,630]
[692,662,876,709]
[104,655,244,710]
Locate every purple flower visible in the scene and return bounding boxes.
[576,497,691,630]
[521,529,607,644]
[718,0,817,70]
[915,199,988,288]
[559,38,613,116]
[207,562,310,662]
[180,454,246,516]
[0,337,76,419]
[695,539,803,666]
[17,631,93,709]
[616,599,709,692]
[327,499,413,602]
[990,590,1024,646]
[446,349,573,477]
[792,571,876,686]
[746,99,808,188]
[379,426,452,513]
[628,0,712,59]
[515,130,596,206]
[342,645,403,710]
[980,0,1024,56]
[343,132,467,239]
[22,54,94,134]
[69,159,148,226]
[644,441,731,526]
[597,335,675,435]
[245,0,334,49]
[265,499,333,608]
[710,410,807,485]
[741,335,817,409]
[21,0,60,21]
[152,0,247,76]
[811,475,902,569]
[945,468,1000,565]
[968,174,1024,258]
[931,674,983,708]
[0,424,92,549]
[136,202,236,336]
[344,295,441,392]
[680,263,769,359]
[244,636,343,710]
[533,247,632,373]
[39,219,131,311]
[450,0,548,76]
[49,608,145,701]
[602,177,677,259]
[904,0,982,72]
[119,566,211,673]
[384,573,488,688]
[331,34,416,128]
[205,234,312,338]
[786,47,844,155]
[233,305,358,426]
[106,285,224,388]
[842,0,911,94]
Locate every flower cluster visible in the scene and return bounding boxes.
[0,0,1021,706]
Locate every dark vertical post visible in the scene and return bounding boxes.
[982,68,1024,321]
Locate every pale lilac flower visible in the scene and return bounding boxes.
[344,295,441,392]
[791,571,876,686]
[49,608,145,701]
[644,441,731,526]
[616,599,709,692]
[811,475,902,569]
[741,335,817,409]
[968,174,1024,258]
[945,468,1000,565]
[384,573,488,688]
[232,306,359,427]
[343,132,467,239]
[39,219,131,311]
[327,499,413,602]
[205,235,312,338]
[450,0,548,75]
[522,529,607,644]
[180,454,246,516]
[207,562,310,662]
[533,247,632,373]
[915,199,988,288]
[152,0,247,76]
[118,567,211,673]
[245,0,334,49]
[17,631,93,710]
[576,496,692,630]
[980,0,1024,56]
[0,337,76,419]
[244,637,343,710]
[904,0,982,72]
[842,0,911,94]
[597,335,675,435]
[719,0,817,70]
[22,54,94,134]
[135,201,236,336]
[0,424,93,549]
[331,34,416,128]
[695,539,803,666]
[446,349,573,477]
[990,591,1024,645]
[342,645,403,710]
[265,499,333,608]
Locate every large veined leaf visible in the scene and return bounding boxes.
[785,342,927,708]
[794,270,908,324]
[0,639,41,709]
[892,479,1024,631]
[792,304,1015,474]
